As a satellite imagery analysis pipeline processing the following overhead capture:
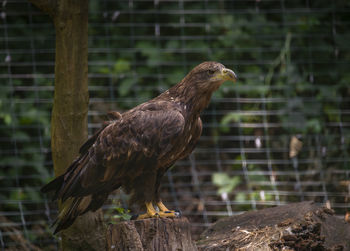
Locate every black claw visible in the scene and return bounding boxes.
[130,214,139,220]
[174,210,182,217]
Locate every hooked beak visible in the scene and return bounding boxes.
[211,68,237,82]
[221,68,237,82]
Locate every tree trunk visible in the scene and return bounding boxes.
[197,201,350,251]
[28,0,106,250]
[107,217,198,251]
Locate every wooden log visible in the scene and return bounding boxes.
[106,217,197,251]
[197,201,350,251]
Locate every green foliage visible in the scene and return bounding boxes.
[107,201,132,223]
[111,207,132,222]
[205,3,350,207]
[220,29,348,136]
[220,113,242,133]
[212,173,240,195]
[96,58,137,98]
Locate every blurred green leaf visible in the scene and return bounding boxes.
[212,173,241,195]
[118,78,135,97]
[220,113,241,132]
[306,119,322,133]
[113,59,131,74]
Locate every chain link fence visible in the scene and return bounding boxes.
[1,0,349,249]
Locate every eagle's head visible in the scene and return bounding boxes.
[183,61,237,93]
[167,61,237,111]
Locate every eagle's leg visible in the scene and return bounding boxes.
[152,170,181,218]
[136,202,159,220]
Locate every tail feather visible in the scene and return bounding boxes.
[41,144,116,233]
[41,174,64,194]
[40,155,82,195]
[52,197,82,234]
[51,193,111,234]
[40,154,97,233]
[41,175,65,202]
[41,154,89,202]
[81,193,109,214]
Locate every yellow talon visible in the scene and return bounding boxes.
[157,201,181,218]
[158,211,179,218]
[135,201,181,220]
[136,202,159,219]
[157,201,171,212]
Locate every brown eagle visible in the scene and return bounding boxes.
[42,61,237,233]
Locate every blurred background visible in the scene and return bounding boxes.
[1,0,350,249]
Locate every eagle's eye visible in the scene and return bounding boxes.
[207,69,216,75]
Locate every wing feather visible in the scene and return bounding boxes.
[42,102,186,232]
[50,102,185,198]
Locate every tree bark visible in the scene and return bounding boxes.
[107,217,198,251]
[28,0,106,250]
[197,201,350,251]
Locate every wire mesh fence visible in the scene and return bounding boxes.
[1,0,350,249]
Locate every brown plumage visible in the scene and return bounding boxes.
[41,61,237,233]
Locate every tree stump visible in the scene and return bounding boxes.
[197,201,350,251]
[106,217,197,251]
